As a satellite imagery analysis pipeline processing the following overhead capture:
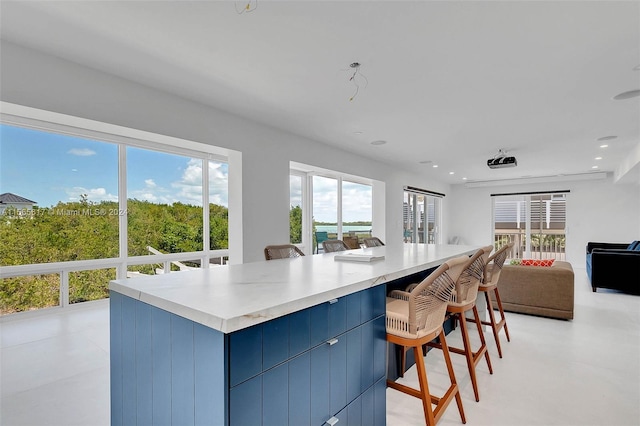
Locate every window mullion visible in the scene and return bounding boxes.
[337,177,343,238]
[525,198,531,258]
[118,144,128,279]
[203,158,210,267]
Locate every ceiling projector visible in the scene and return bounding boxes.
[487,150,517,169]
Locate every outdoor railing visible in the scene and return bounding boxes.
[0,249,229,317]
[494,230,566,260]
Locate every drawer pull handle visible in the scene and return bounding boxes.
[326,416,339,425]
[327,338,339,346]
[329,298,339,304]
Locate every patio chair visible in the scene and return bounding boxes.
[315,231,329,253]
[264,244,305,260]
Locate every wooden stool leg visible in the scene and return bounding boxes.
[472,305,493,375]
[439,331,466,424]
[458,314,480,402]
[484,291,503,358]
[413,345,436,425]
[493,288,510,342]
[399,345,408,377]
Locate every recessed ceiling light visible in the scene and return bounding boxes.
[449,172,455,175]
[599,144,609,148]
[613,89,640,100]
[462,177,468,180]
[354,131,363,135]
[595,157,602,160]
[370,140,386,146]
[419,160,432,164]
[432,164,438,168]
[592,165,599,169]
[596,135,617,141]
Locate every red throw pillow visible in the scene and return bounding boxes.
[520,259,555,267]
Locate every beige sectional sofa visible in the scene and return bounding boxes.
[490,260,574,320]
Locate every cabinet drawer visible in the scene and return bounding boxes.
[229,286,385,388]
[322,377,386,426]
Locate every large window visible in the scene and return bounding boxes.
[0,125,119,265]
[0,114,230,316]
[290,163,375,254]
[492,192,567,260]
[126,148,204,256]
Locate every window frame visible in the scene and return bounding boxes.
[1,103,233,316]
[491,191,567,260]
[290,162,376,254]
[403,189,442,244]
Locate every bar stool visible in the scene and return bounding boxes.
[467,242,513,358]
[363,237,384,247]
[430,246,494,402]
[322,239,350,253]
[264,244,304,260]
[386,256,469,426]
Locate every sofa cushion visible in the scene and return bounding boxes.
[626,241,639,250]
[520,259,555,267]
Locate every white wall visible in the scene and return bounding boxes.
[447,178,640,266]
[6,44,635,268]
[1,41,451,263]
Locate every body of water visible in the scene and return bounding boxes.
[315,225,372,234]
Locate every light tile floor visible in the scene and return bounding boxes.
[1,268,638,426]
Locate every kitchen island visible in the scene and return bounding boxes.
[109,244,478,426]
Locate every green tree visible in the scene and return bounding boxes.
[290,205,302,244]
[1,199,230,314]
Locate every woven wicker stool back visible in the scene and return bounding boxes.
[264,244,305,260]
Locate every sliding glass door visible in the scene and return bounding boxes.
[492,192,566,260]
[403,190,441,244]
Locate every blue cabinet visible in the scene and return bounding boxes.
[110,292,227,426]
[111,285,386,426]
[227,285,386,426]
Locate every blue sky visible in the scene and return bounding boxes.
[0,124,228,208]
[1,124,368,222]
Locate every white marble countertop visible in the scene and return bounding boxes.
[109,244,478,333]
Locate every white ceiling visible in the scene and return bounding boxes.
[1,1,639,185]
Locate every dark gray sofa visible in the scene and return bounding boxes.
[586,241,640,294]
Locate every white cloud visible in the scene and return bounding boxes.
[311,177,372,222]
[139,192,159,203]
[67,148,96,157]
[208,161,229,206]
[290,175,302,208]
[169,159,229,207]
[127,159,229,207]
[66,186,118,202]
[181,159,203,186]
